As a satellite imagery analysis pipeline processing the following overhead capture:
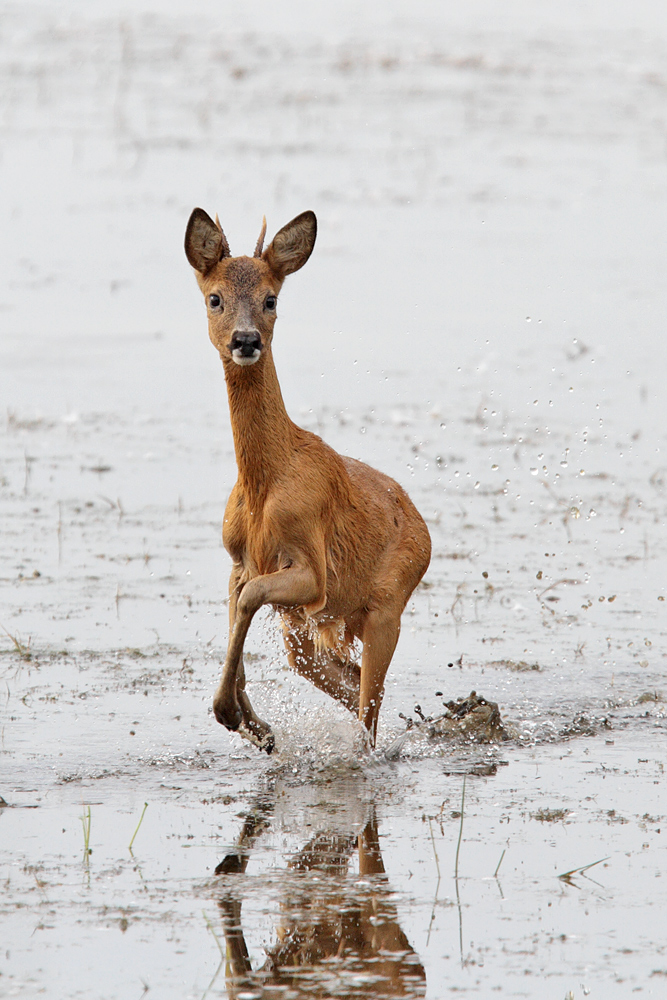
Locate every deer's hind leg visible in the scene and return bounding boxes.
[358,603,402,748]
[359,505,431,747]
[282,621,360,715]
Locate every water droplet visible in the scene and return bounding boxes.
[530,467,538,476]
[589,509,596,517]
[579,469,585,476]
[474,481,480,490]
[526,316,531,322]
[560,461,568,467]
[570,507,580,519]
[491,464,499,471]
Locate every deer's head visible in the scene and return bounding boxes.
[185,210,317,367]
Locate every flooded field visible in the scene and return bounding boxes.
[2,1,667,997]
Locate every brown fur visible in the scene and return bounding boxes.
[184,208,431,750]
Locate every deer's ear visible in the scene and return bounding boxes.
[263,211,317,278]
[185,208,231,273]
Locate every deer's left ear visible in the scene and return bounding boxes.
[263,211,317,278]
[185,208,231,273]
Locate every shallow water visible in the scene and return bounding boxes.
[2,2,667,997]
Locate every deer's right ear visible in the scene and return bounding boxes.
[184,208,231,273]
[263,211,317,278]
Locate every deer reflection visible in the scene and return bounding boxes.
[213,791,426,999]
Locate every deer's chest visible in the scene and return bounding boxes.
[222,492,281,576]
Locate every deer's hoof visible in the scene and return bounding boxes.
[239,721,276,754]
[213,697,243,732]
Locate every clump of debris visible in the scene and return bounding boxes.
[385,690,507,760]
[558,713,611,739]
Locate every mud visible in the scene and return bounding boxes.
[2,2,667,998]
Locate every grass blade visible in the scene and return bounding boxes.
[129,802,149,853]
[559,856,609,881]
[454,774,466,879]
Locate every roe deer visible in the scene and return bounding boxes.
[184,208,431,751]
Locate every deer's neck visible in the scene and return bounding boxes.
[223,350,298,500]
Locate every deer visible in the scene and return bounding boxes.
[184,208,431,753]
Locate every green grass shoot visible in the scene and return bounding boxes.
[201,910,226,1000]
[558,856,610,881]
[81,805,92,859]
[2,626,32,660]
[454,774,466,879]
[129,802,149,853]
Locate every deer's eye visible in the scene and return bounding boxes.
[264,295,276,311]
[209,294,222,310]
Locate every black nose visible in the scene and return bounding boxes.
[230,331,262,357]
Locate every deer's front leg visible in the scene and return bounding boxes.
[224,564,275,751]
[213,564,321,743]
[214,563,245,733]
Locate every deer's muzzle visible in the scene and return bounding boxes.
[230,330,262,366]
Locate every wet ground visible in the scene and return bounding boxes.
[2,2,667,997]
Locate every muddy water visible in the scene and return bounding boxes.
[2,3,667,998]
